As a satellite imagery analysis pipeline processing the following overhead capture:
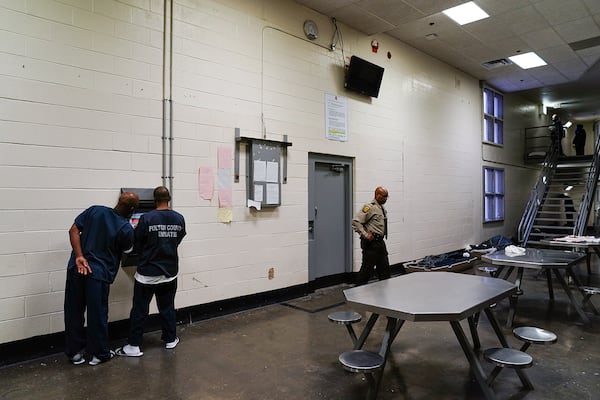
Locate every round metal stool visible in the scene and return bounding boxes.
[478,265,498,277]
[513,326,557,351]
[328,310,362,325]
[338,350,384,373]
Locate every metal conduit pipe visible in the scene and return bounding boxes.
[161,0,168,188]
[168,0,174,201]
[161,0,174,202]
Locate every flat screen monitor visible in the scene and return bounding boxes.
[344,56,384,98]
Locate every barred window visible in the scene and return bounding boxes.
[484,167,504,222]
[483,87,503,145]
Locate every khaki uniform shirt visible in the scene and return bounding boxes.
[352,199,387,239]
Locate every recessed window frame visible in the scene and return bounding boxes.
[483,166,505,223]
[483,87,504,145]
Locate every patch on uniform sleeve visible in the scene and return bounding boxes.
[362,205,370,213]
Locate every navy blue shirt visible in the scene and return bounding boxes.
[134,209,186,278]
[67,205,135,283]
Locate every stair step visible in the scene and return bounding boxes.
[532,226,573,231]
[535,218,574,222]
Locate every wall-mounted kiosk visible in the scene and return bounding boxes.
[120,187,155,267]
[234,128,292,208]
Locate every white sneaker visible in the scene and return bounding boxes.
[115,344,143,357]
[88,350,115,365]
[165,337,179,349]
[69,352,85,365]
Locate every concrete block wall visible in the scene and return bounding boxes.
[0,0,540,344]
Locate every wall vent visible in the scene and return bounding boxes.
[481,58,512,69]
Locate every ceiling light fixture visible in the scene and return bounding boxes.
[508,52,547,69]
[443,2,489,25]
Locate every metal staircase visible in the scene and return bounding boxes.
[518,135,600,246]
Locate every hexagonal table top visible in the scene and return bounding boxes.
[344,272,516,322]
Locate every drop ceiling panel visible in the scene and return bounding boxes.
[533,0,590,26]
[476,0,531,15]
[401,0,463,15]
[331,4,396,35]
[296,0,356,14]
[355,0,425,26]
[293,0,600,118]
[554,17,600,43]
[537,44,579,63]
[521,28,564,50]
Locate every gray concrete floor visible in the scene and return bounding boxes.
[1,260,600,400]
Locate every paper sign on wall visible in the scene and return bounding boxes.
[325,93,348,141]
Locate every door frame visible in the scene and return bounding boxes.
[308,153,354,281]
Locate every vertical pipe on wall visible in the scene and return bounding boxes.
[161,0,168,188]
[168,0,174,200]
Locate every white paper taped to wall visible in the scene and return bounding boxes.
[247,199,262,210]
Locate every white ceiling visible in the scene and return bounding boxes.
[294,0,600,121]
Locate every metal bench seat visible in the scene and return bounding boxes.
[483,347,534,390]
[513,326,557,351]
[478,265,498,277]
[338,350,384,373]
[338,350,384,400]
[328,311,362,346]
[328,310,362,324]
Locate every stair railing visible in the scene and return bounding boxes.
[517,144,559,245]
[573,134,600,235]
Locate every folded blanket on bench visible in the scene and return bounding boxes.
[403,249,476,271]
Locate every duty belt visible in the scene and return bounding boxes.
[371,233,384,242]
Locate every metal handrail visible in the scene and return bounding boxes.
[524,125,552,161]
[517,144,559,245]
[574,134,600,235]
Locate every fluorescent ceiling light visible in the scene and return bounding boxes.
[443,2,489,25]
[508,52,547,69]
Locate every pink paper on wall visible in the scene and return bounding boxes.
[218,146,233,169]
[219,189,233,208]
[198,167,214,200]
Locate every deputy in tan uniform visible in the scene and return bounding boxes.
[352,186,404,285]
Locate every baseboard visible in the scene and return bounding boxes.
[0,271,362,367]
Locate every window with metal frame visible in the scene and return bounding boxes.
[484,167,504,222]
[483,87,503,145]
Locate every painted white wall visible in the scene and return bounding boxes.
[0,0,541,344]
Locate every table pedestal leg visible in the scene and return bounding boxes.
[482,308,534,390]
[566,267,600,315]
[369,318,404,400]
[553,268,591,325]
[468,313,481,350]
[546,269,554,300]
[484,308,508,347]
[450,320,497,400]
[586,249,592,275]
[355,313,379,350]
[504,267,527,328]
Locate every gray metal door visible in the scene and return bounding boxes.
[308,153,353,280]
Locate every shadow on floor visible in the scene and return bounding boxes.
[1,264,599,400]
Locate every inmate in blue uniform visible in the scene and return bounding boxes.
[127,208,186,347]
[64,205,135,363]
